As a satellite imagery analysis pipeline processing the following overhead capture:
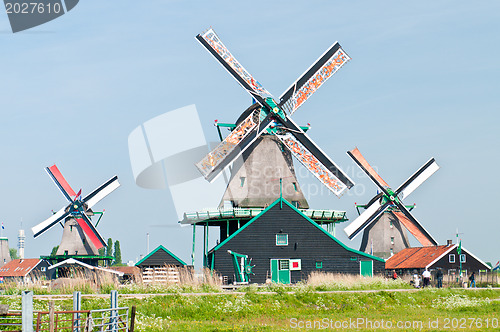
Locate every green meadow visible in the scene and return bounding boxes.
[1,286,498,331]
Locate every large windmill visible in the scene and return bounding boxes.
[31,165,120,266]
[195,28,355,208]
[344,148,439,258]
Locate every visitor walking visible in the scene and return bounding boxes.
[422,268,431,288]
[436,268,443,288]
[469,272,476,288]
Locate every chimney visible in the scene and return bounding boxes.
[447,240,453,246]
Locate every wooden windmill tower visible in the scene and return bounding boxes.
[344,148,439,258]
[195,28,355,209]
[31,165,120,266]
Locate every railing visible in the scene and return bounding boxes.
[35,310,90,332]
[0,290,135,332]
[0,311,22,331]
[87,307,129,332]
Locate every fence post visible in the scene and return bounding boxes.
[22,290,33,332]
[110,290,118,332]
[73,291,81,332]
[129,306,136,332]
[49,301,55,332]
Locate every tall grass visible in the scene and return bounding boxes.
[304,272,412,291]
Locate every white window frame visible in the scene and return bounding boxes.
[460,254,466,263]
[449,254,456,263]
[276,234,288,246]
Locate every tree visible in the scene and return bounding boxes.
[51,245,59,256]
[113,240,122,266]
[98,247,106,256]
[106,238,113,257]
[9,248,18,260]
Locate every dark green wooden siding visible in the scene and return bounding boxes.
[209,203,384,283]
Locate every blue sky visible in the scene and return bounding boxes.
[1,1,499,267]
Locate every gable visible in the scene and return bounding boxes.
[136,245,187,267]
[211,198,383,262]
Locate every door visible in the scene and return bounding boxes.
[270,259,291,284]
[360,260,373,277]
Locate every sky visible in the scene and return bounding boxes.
[1,1,499,268]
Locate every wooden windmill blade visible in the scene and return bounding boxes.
[75,212,107,249]
[347,148,391,196]
[196,28,273,106]
[83,175,120,210]
[279,42,351,115]
[196,110,275,182]
[344,199,391,240]
[31,206,69,238]
[395,158,439,200]
[390,204,438,246]
[45,164,77,202]
[275,120,354,197]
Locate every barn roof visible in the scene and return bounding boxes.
[0,259,43,277]
[386,244,491,270]
[209,197,384,262]
[135,245,187,267]
[48,258,124,276]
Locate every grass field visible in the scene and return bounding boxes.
[1,287,499,331]
[0,273,498,331]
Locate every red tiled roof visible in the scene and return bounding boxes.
[386,245,455,270]
[0,259,42,277]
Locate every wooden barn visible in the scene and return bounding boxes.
[386,240,491,280]
[135,245,190,284]
[205,198,385,284]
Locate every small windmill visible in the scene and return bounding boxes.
[195,28,355,205]
[344,148,439,258]
[31,165,120,264]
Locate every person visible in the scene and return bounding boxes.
[436,268,443,288]
[422,268,431,288]
[412,273,421,288]
[469,272,476,288]
[392,270,398,280]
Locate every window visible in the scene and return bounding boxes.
[240,177,246,187]
[279,259,289,270]
[41,267,46,272]
[389,220,393,228]
[276,234,288,246]
[460,254,466,263]
[449,254,455,263]
[292,201,299,208]
[64,250,68,256]
[316,261,323,269]
[390,237,394,245]
[350,257,358,261]
[390,248,394,256]
[292,182,298,192]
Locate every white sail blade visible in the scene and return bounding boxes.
[83,176,120,209]
[344,199,384,239]
[397,158,439,200]
[32,206,68,238]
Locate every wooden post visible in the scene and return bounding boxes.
[129,306,136,332]
[22,290,33,332]
[49,301,55,332]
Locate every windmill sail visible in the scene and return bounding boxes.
[279,42,350,115]
[196,28,273,105]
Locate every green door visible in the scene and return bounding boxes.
[271,259,291,284]
[360,260,373,277]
